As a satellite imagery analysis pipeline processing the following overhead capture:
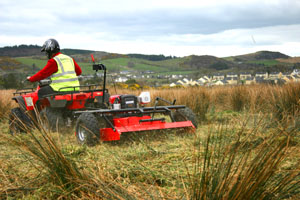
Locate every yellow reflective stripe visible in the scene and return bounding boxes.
[53,56,65,73]
[51,71,76,78]
[51,77,79,83]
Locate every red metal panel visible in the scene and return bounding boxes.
[100,116,195,141]
[100,128,121,141]
[109,95,121,104]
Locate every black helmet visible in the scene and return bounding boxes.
[41,39,60,58]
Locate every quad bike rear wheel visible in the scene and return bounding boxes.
[172,107,198,128]
[75,113,106,146]
[40,107,64,132]
[9,107,33,134]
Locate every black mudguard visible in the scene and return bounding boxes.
[12,96,27,111]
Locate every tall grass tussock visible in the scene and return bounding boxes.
[0,83,299,199]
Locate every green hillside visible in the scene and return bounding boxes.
[14,56,185,75]
[15,57,47,68]
[1,45,299,77]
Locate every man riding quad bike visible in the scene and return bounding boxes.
[9,39,108,133]
[27,38,82,97]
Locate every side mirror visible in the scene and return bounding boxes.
[138,91,151,104]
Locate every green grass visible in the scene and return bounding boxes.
[101,57,174,73]
[15,57,47,69]
[15,56,173,75]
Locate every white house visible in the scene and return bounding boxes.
[115,77,128,83]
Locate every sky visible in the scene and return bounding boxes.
[1,0,300,57]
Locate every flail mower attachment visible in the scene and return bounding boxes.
[75,104,196,143]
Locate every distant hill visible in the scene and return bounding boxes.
[0,45,109,58]
[0,45,43,57]
[180,55,234,71]
[230,51,290,62]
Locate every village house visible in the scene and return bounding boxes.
[226,72,238,79]
[292,74,300,82]
[169,82,181,87]
[171,74,179,79]
[115,77,128,83]
[244,77,255,85]
[255,72,268,79]
[189,80,200,86]
[212,74,225,81]
[282,75,294,83]
[196,80,205,86]
[176,80,187,86]
[198,76,211,84]
[281,72,292,78]
[240,72,252,80]
[214,79,229,86]
[225,77,238,85]
[199,78,209,85]
[269,72,282,79]
[254,77,266,84]
[120,70,130,75]
[292,69,299,75]
[203,76,211,81]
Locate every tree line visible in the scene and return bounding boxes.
[128,54,177,61]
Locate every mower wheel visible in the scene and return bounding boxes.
[172,107,198,128]
[40,107,64,132]
[75,113,101,146]
[9,107,32,135]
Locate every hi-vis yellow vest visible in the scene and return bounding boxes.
[51,54,80,91]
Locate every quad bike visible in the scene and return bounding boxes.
[9,55,198,146]
[9,63,109,133]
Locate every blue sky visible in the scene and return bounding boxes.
[1,0,300,57]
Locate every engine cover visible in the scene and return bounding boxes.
[109,94,138,109]
[120,95,138,109]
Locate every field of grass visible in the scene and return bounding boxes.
[15,57,47,68]
[0,84,299,199]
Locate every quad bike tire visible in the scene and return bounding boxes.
[40,107,64,132]
[75,113,105,146]
[9,107,33,134]
[172,107,198,128]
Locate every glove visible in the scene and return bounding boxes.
[26,76,31,82]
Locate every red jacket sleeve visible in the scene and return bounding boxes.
[73,59,82,76]
[29,59,58,82]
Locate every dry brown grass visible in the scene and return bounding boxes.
[277,57,300,64]
[0,89,16,118]
[1,84,299,199]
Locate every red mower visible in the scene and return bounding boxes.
[9,55,198,146]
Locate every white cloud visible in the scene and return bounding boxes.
[0,0,300,57]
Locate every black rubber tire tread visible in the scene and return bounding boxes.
[9,107,32,134]
[40,107,64,132]
[75,113,100,146]
[172,107,198,128]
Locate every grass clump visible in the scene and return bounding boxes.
[185,121,300,200]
